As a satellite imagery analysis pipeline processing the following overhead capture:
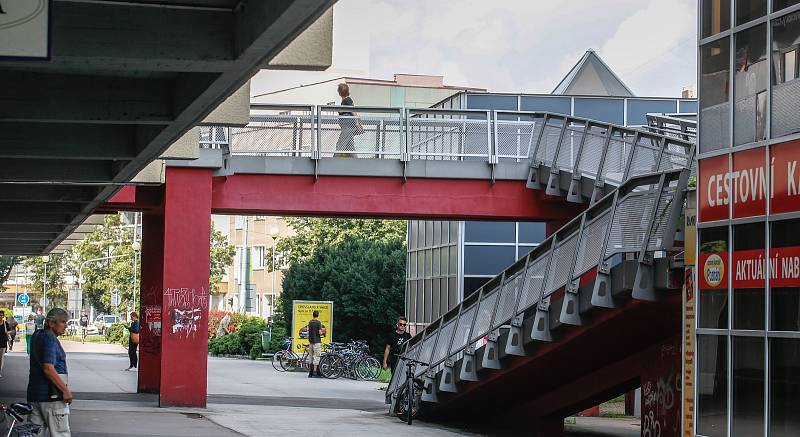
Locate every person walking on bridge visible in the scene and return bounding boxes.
[28,308,72,437]
[335,83,363,157]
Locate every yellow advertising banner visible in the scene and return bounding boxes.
[682,267,695,436]
[291,300,333,353]
[685,202,697,266]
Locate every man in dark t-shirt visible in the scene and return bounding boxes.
[383,316,412,373]
[307,311,323,378]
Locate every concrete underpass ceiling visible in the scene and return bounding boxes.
[0,0,335,256]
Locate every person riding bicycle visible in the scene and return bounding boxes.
[383,316,411,373]
[78,313,89,341]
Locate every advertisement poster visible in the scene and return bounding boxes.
[291,300,333,352]
[683,267,695,437]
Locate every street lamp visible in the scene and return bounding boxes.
[132,240,141,314]
[41,255,50,313]
[269,226,280,320]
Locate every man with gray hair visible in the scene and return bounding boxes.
[28,308,72,436]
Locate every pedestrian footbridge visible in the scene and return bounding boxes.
[94,105,695,421]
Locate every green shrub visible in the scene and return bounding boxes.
[249,343,263,360]
[208,332,242,356]
[268,322,288,353]
[105,323,128,346]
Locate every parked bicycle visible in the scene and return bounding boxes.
[0,403,41,437]
[318,340,381,381]
[393,355,428,425]
[271,339,312,372]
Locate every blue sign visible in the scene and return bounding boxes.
[17,293,29,305]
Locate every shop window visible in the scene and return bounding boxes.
[732,223,765,330]
[770,218,800,331]
[772,11,800,138]
[699,227,729,329]
[736,0,766,25]
[697,334,729,437]
[700,38,732,153]
[732,336,765,436]
[734,24,767,146]
[773,0,800,12]
[770,338,800,437]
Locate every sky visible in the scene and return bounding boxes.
[252,0,697,99]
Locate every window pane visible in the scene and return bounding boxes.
[733,223,765,330]
[735,0,765,25]
[774,0,800,12]
[732,336,765,437]
[409,221,417,250]
[441,221,450,244]
[626,99,677,126]
[449,245,458,274]
[464,245,516,276]
[425,221,434,247]
[770,338,800,437]
[699,227,729,329]
[425,249,432,278]
[432,279,440,320]
[733,24,767,146]
[518,245,536,259]
[679,100,699,113]
[417,251,424,279]
[433,221,441,245]
[450,221,458,244]
[448,277,458,308]
[464,221,515,243]
[772,11,800,138]
[441,247,449,276]
[465,94,517,110]
[700,38,731,153]
[697,334,728,437]
[702,0,731,38]
[520,96,571,114]
[424,279,432,322]
[770,218,800,331]
[432,248,440,277]
[464,277,489,298]
[519,222,546,244]
[573,98,624,125]
[410,252,417,278]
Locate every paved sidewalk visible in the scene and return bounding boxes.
[60,339,128,355]
[0,349,639,436]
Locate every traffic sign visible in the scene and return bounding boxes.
[111,292,121,307]
[18,293,29,305]
[39,296,48,308]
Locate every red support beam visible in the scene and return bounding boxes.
[138,212,164,394]
[209,175,584,220]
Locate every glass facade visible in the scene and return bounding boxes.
[406,220,458,332]
[697,2,800,436]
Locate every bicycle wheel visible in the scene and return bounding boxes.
[395,381,422,423]
[356,357,382,381]
[280,351,298,372]
[324,354,345,379]
[271,350,287,372]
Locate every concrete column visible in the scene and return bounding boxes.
[137,212,164,393]
[640,335,681,437]
[158,167,213,407]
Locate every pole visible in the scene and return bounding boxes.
[14,264,19,316]
[271,238,276,319]
[43,261,47,313]
[239,217,251,313]
[132,212,140,312]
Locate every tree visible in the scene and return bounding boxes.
[22,254,68,310]
[210,223,235,294]
[279,235,406,356]
[0,256,17,291]
[269,218,405,269]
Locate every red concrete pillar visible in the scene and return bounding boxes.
[137,212,164,393]
[158,167,213,407]
[640,336,682,437]
[577,405,600,417]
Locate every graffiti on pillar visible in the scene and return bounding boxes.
[164,287,208,340]
[140,305,162,355]
[642,341,682,437]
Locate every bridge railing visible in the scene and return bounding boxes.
[201,107,695,170]
[385,168,691,404]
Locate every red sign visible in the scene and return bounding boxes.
[698,155,730,222]
[699,246,800,289]
[770,139,800,214]
[732,148,767,218]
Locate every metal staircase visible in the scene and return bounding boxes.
[385,112,695,419]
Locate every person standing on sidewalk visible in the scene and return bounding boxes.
[307,311,323,378]
[0,313,9,377]
[7,315,18,351]
[382,316,411,374]
[28,308,72,437]
[126,312,140,371]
